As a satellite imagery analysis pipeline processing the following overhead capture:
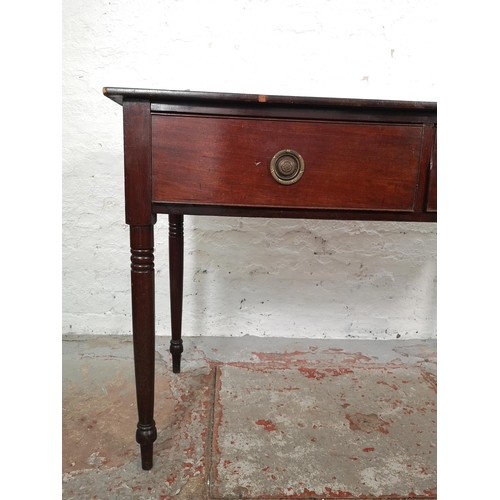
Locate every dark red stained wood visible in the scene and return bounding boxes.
[426,132,437,212]
[123,100,155,225]
[168,214,184,373]
[152,115,423,212]
[414,125,437,213]
[123,100,158,469]
[153,203,437,222]
[104,86,436,111]
[129,224,157,470]
[151,104,436,125]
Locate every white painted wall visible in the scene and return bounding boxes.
[62,0,437,340]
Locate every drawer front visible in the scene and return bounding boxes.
[152,115,423,211]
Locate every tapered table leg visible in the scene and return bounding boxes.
[130,224,157,470]
[169,214,184,373]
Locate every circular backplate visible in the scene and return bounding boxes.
[270,149,305,185]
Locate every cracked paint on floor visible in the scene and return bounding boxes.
[210,363,436,498]
[62,335,436,499]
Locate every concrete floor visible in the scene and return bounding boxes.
[62,335,437,499]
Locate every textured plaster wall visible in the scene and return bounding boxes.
[62,0,437,340]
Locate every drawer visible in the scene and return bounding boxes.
[152,115,424,211]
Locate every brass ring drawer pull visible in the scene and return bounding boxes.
[270,149,305,185]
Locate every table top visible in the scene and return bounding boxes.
[103,87,437,111]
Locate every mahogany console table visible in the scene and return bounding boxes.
[103,87,437,470]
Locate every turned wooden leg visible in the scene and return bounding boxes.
[169,214,184,373]
[130,225,157,470]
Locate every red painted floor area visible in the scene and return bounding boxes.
[211,362,436,498]
[62,336,436,499]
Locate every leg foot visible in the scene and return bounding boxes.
[170,339,183,373]
[136,421,157,470]
[140,444,154,470]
